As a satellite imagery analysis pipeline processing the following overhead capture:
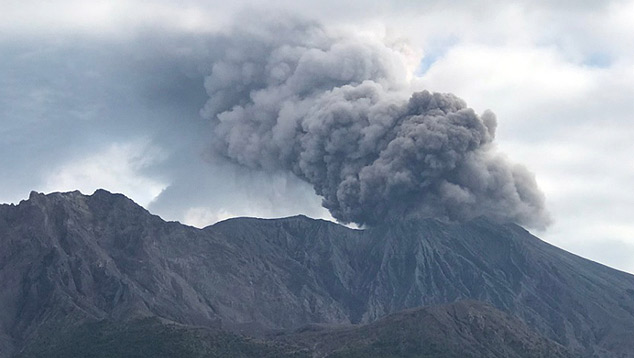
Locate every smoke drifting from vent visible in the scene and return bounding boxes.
[201,17,550,228]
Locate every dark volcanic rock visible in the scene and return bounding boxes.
[1,190,633,357]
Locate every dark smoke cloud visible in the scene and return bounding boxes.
[201,17,550,228]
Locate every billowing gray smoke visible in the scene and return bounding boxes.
[201,17,550,228]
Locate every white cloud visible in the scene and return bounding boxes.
[41,140,167,207]
[183,207,242,228]
[409,20,634,272]
[414,44,595,116]
[0,0,224,37]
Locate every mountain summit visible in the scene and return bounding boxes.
[1,190,633,357]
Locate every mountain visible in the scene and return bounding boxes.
[282,300,575,358]
[15,301,573,358]
[16,317,307,358]
[1,190,633,357]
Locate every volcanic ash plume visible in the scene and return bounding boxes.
[201,18,550,228]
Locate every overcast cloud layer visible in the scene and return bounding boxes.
[1,1,633,272]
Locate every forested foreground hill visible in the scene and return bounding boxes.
[17,301,573,358]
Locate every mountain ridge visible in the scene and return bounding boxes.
[1,190,633,357]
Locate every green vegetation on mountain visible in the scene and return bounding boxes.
[17,318,308,358]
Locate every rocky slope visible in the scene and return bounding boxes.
[1,190,633,357]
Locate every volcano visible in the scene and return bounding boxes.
[1,190,633,357]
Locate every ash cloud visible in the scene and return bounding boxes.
[201,17,550,228]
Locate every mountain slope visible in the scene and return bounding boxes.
[211,213,634,357]
[281,300,575,358]
[1,190,633,357]
[16,317,308,358]
[15,301,573,358]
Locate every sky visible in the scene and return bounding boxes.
[1,1,633,272]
